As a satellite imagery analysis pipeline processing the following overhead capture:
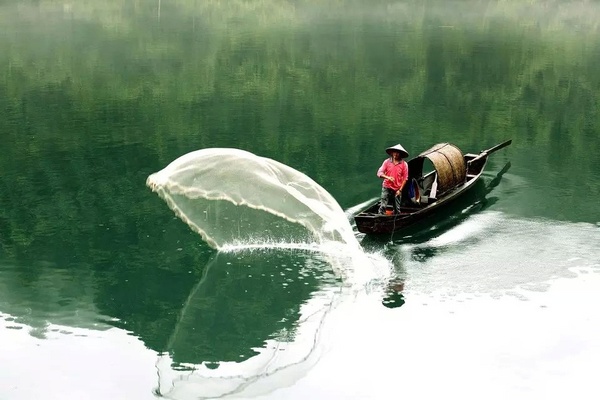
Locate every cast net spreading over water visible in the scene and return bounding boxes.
[147,148,389,399]
[146,148,359,252]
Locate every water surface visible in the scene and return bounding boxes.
[1,1,599,399]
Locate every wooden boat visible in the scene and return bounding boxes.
[354,139,512,235]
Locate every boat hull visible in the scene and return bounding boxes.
[354,176,481,234]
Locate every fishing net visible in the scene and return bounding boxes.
[146,148,358,250]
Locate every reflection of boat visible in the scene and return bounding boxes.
[354,140,512,235]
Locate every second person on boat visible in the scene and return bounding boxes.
[377,144,409,215]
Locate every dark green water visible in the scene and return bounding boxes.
[1,1,600,399]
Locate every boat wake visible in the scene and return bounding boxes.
[147,148,391,399]
[394,211,600,300]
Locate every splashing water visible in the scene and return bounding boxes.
[147,148,391,399]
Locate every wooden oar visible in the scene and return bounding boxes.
[483,139,512,155]
[468,139,512,165]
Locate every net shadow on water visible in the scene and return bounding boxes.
[155,247,345,399]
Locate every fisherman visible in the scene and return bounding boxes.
[377,144,409,215]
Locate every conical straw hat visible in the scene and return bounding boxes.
[385,144,409,158]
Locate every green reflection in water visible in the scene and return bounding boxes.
[1,0,599,217]
[167,249,338,366]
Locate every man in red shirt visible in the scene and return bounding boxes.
[377,144,409,214]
